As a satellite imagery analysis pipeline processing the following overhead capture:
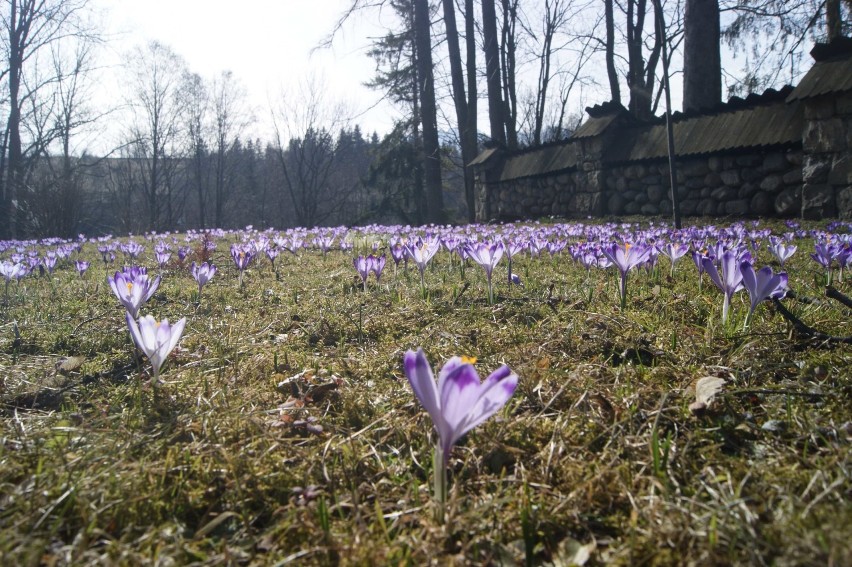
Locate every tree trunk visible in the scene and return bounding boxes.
[604,0,621,104]
[413,0,443,223]
[826,0,842,42]
[5,0,24,238]
[500,0,518,149]
[683,0,721,112]
[442,0,477,222]
[482,0,506,146]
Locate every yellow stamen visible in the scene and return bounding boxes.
[461,356,477,365]
[126,282,133,293]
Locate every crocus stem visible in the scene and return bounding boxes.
[433,445,447,525]
[420,270,426,300]
[488,277,494,305]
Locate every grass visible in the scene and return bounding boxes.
[0,218,850,565]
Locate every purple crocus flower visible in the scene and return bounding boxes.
[353,255,371,291]
[660,242,689,277]
[190,261,217,300]
[405,238,441,298]
[1,261,28,296]
[125,313,186,382]
[230,244,255,287]
[75,260,90,278]
[740,261,787,329]
[156,251,172,268]
[768,237,797,268]
[601,242,650,309]
[177,246,191,263]
[42,253,58,274]
[404,348,518,521]
[265,247,280,270]
[702,250,744,325]
[465,241,504,304]
[810,240,841,284]
[369,254,386,284]
[503,238,527,284]
[107,270,161,318]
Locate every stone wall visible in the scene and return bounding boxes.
[482,147,805,220]
[801,91,852,218]
[604,149,804,218]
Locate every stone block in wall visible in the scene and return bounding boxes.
[634,192,649,205]
[647,184,665,202]
[708,156,722,172]
[641,203,659,215]
[700,187,712,198]
[803,158,831,183]
[761,153,788,173]
[680,199,698,216]
[711,187,737,201]
[759,175,782,192]
[774,188,800,216]
[725,200,750,216]
[704,172,721,186]
[786,150,803,166]
[827,155,852,186]
[659,199,672,215]
[556,173,572,185]
[742,167,761,182]
[697,199,717,215]
[624,164,647,179]
[616,177,629,191]
[736,155,760,167]
[750,192,773,216]
[739,183,759,199]
[720,169,740,186]
[641,174,661,185]
[783,169,803,185]
[570,192,602,215]
[682,161,709,177]
[582,161,597,172]
[837,186,852,219]
[677,184,692,199]
[628,179,643,191]
[801,183,836,218]
[607,193,626,215]
[624,201,641,214]
[622,189,638,201]
[685,177,705,189]
[606,176,618,190]
[803,118,846,153]
[722,157,738,170]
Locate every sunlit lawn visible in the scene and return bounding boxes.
[1,218,850,565]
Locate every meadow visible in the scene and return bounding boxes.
[0,218,850,566]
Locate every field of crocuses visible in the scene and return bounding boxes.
[1,218,850,565]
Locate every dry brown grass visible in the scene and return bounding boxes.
[1,219,850,565]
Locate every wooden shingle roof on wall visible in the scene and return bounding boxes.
[499,141,577,182]
[787,38,852,101]
[606,97,804,163]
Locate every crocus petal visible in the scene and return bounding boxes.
[163,317,186,362]
[137,315,159,358]
[125,312,143,351]
[404,349,442,427]
[439,363,483,433]
[459,366,518,437]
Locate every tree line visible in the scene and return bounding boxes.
[1,0,849,238]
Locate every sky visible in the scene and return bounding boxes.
[90,0,400,144]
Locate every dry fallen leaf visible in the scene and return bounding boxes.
[689,376,726,414]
